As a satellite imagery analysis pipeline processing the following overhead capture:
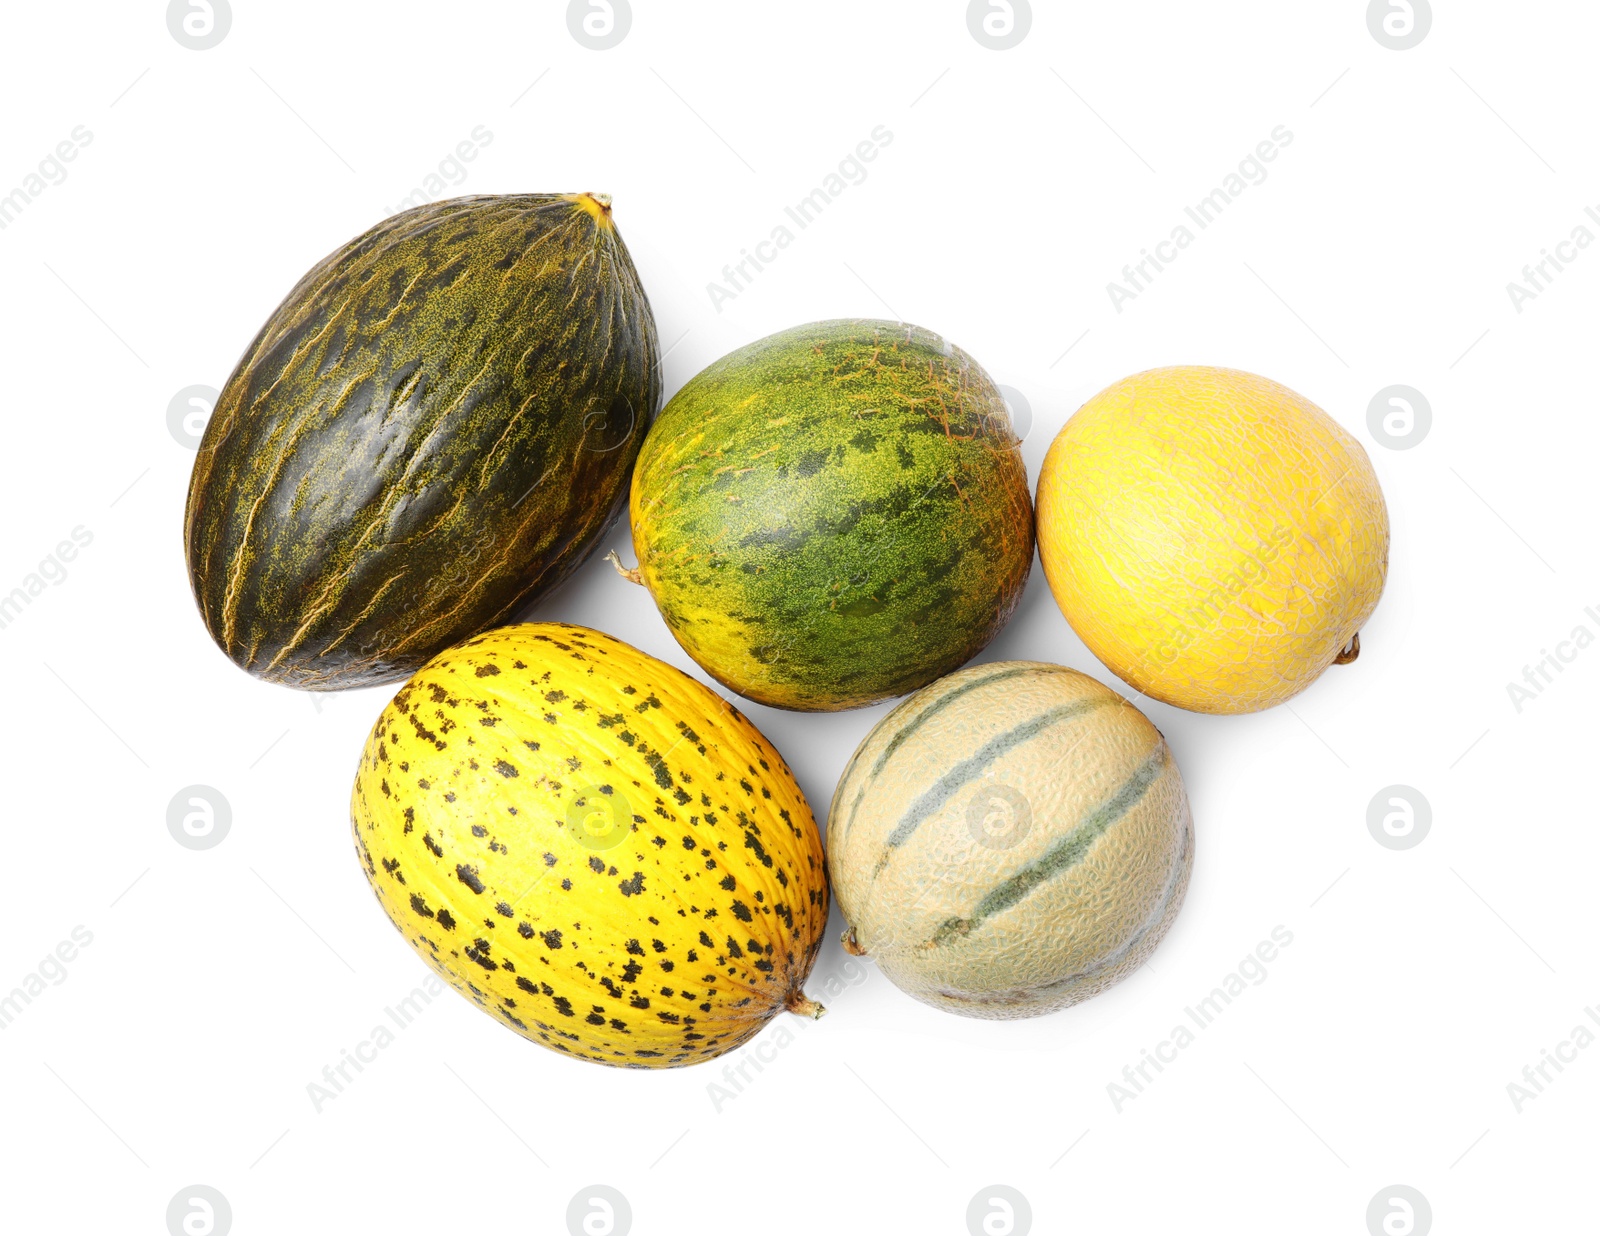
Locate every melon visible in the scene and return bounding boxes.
[621,319,1034,712]
[1035,365,1389,714]
[826,661,1192,1019]
[350,622,830,1067]
[185,194,658,690]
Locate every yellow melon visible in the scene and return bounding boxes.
[1035,365,1389,714]
[350,623,829,1068]
[826,661,1192,1019]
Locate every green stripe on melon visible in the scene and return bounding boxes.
[826,660,1193,1020]
[926,743,1168,947]
[873,694,1111,871]
[830,661,1057,855]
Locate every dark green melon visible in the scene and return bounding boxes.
[626,319,1033,711]
[184,193,659,689]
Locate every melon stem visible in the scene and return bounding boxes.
[785,990,826,1019]
[841,926,867,957]
[604,550,643,585]
[568,192,614,227]
[1333,632,1361,665]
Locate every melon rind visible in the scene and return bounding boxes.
[826,660,1193,1020]
[1036,365,1389,714]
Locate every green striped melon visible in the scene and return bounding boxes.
[185,193,658,690]
[623,319,1034,712]
[827,661,1193,1019]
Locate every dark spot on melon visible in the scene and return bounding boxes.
[742,832,774,870]
[644,751,672,789]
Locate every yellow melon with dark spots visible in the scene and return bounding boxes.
[350,622,829,1068]
[1036,366,1389,714]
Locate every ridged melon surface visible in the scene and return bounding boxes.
[351,623,829,1068]
[827,661,1192,1019]
[1036,365,1388,714]
[186,194,658,690]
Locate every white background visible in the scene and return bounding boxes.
[0,1,1593,1233]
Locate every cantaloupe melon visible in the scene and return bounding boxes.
[826,661,1192,1019]
[1035,365,1389,714]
